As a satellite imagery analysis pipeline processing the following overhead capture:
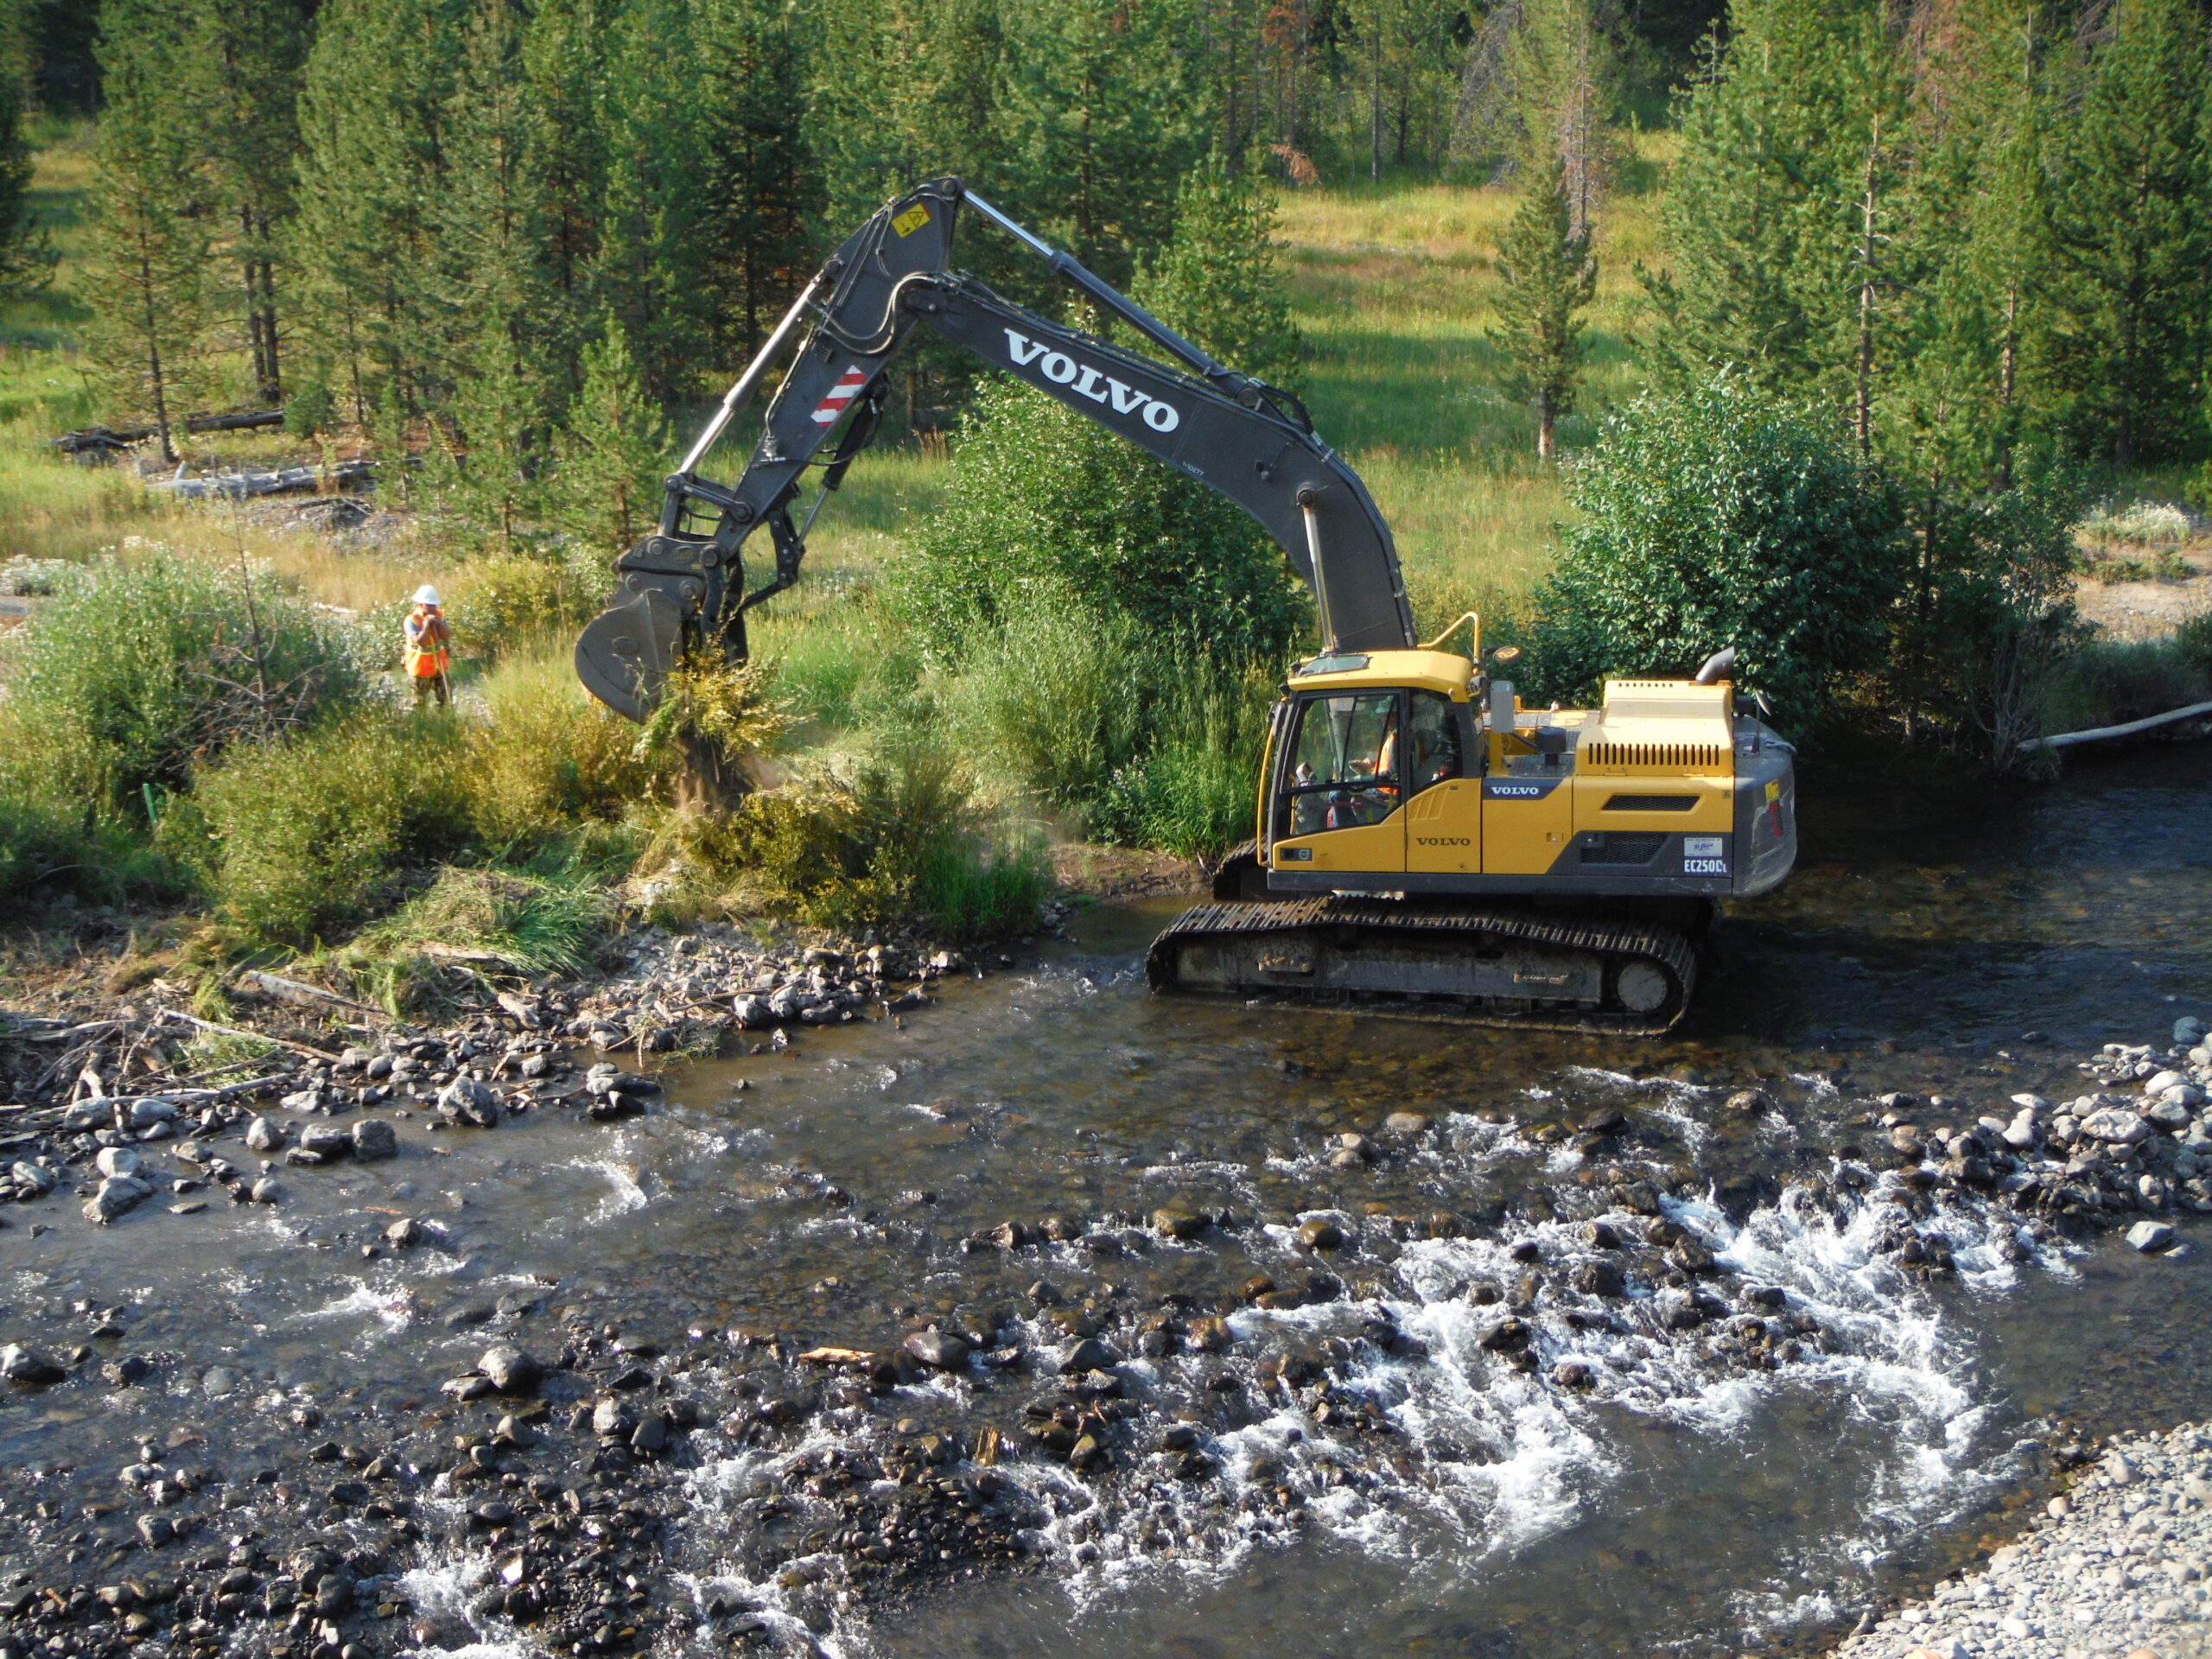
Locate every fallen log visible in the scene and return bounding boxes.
[54,409,285,454]
[149,457,378,500]
[235,968,384,1017]
[155,1006,341,1062]
[2024,696,2212,753]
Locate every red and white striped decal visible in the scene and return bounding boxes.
[810,367,868,425]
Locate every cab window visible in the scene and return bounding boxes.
[1280,693,1401,836]
[1407,691,1460,794]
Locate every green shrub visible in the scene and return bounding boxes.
[892,378,1310,666]
[177,715,477,946]
[938,591,1146,812]
[1527,373,1906,734]
[0,550,368,811]
[2178,613,2212,681]
[464,650,666,854]
[443,552,601,665]
[643,735,1046,937]
[1088,663,1273,857]
[0,783,172,919]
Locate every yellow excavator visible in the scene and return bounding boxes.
[575,179,1797,1034]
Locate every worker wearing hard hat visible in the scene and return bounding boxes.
[404,585,452,705]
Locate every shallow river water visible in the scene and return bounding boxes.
[4,743,2212,1658]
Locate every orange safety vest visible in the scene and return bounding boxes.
[405,607,451,678]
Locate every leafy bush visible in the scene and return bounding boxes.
[938,590,1146,812]
[0,783,172,919]
[2178,612,2212,681]
[464,651,665,855]
[175,715,476,946]
[0,550,368,811]
[893,378,1310,666]
[1526,374,1906,734]
[1088,663,1273,857]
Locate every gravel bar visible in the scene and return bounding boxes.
[1832,1422,2212,1659]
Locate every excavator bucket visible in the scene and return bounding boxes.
[575,585,683,722]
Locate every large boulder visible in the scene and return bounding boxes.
[436,1077,502,1128]
[351,1119,398,1161]
[479,1345,542,1393]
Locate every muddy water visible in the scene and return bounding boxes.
[4,743,2211,1657]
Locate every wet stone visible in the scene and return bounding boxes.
[902,1330,970,1370]
[1297,1217,1346,1250]
[0,1343,67,1384]
[350,1118,397,1160]
[479,1344,542,1392]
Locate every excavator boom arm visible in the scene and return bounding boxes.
[576,178,1415,721]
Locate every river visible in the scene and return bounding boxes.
[3,742,2209,1657]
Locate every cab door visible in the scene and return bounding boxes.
[1404,690,1479,873]
[1269,691,1406,877]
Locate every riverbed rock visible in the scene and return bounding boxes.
[84,1174,151,1222]
[385,1217,422,1247]
[1152,1208,1206,1241]
[1296,1217,1345,1249]
[94,1145,142,1179]
[244,1115,283,1154]
[1384,1112,1430,1135]
[2145,1069,2190,1097]
[438,1077,502,1128]
[2081,1107,2152,1147]
[479,1344,542,1392]
[903,1330,970,1370]
[126,1097,176,1128]
[298,1122,351,1159]
[2126,1220,2177,1254]
[1060,1337,1120,1373]
[0,1343,67,1383]
[351,1118,397,1160]
[11,1160,55,1196]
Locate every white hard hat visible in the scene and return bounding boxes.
[414,585,441,606]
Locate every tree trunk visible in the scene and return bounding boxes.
[1536,387,1554,461]
[1855,123,1880,458]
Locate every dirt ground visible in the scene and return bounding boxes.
[2073,535,2212,640]
[1050,842,1209,902]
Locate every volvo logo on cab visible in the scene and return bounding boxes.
[1414,836,1471,846]
[1002,329,1181,432]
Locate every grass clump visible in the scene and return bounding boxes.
[2077,500,2193,547]
[355,864,613,977]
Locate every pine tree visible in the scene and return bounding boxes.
[995,0,1210,289]
[1132,150,1303,391]
[1643,0,1912,445]
[1489,147,1596,459]
[87,0,213,462]
[0,0,53,293]
[184,0,309,407]
[431,0,558,543]
[1507,0,1619,240]
[553,316,669,558]
[290,0,467,427]
[2037,0,2210,465]
[688,0,820,372]
[520,0,608,397]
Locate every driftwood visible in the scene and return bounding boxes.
[235,969,385,1019]
[54,409,286,454]
[150,457,378,500]
[155,1007,343,1063]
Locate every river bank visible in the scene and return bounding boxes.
[1831,1421,2212,1659]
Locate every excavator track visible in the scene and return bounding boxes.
[1146,897,1699,1036]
